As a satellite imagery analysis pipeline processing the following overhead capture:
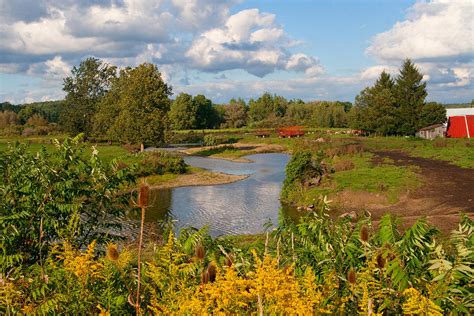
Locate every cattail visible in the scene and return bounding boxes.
[376,253,385,269]
[225,254,233,267]
[348,268,356,284]
[138,184,149,208]
[206,263,217,283]
[195,244,205,260]
[360,224,369,243]
[107,244,120,261]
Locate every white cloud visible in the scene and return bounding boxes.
[186,9,322,77]
[359,65,399,80]
[367,0,473,62]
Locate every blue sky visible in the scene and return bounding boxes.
[0,0,472,104]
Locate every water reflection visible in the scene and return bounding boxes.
[131,153,296,237]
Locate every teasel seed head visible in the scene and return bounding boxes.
[201,270,209,285]
[360,224,369,243]
[138,184,149,208]
[206,263,217,283]
[376,253,385,269]
[107,244,120,261]
[195,244,205,260]
[348,268,356,284]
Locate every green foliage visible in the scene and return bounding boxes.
[169,93,197,130]
[248,92,287,123]
[203,134,217,147]
[3,197,471,314]
[61,57,117,136]
[419,102,447,128]
[0,135,135,269]
[221,98,248,128]
[169,93,222,130]
[131,151,187,177]
[281,151,323,200]
[94,63,172,146]
[395,59,427,135]
[351,59,435,136]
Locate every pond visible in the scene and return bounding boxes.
[128,153,298,237]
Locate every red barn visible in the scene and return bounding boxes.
[446,108,474,138]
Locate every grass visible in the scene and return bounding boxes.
[193,145,241,157]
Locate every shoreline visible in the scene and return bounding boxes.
[147,169,249,190]
[178,142,286,163]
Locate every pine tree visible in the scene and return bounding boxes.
[394,59,427,135]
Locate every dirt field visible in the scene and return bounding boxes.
[371,151,474,232]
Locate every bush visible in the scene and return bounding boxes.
[0,136,135,269]
[203,134,217,146]
[281,151,323,200]
[132,151,187,177]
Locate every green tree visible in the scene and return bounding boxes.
[394,59,427,135]
[419,102,446,128]
[222,98,248,128]
[169,93,198,130]
[95,63,172,147]
[248,92,288,124]
[351,71,398,135]
[61,58,117,136]
[194,94,221,129]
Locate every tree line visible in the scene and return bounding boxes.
[1,58,448,141]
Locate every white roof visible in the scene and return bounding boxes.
[446,108,474,117]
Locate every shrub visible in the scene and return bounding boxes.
[203,134,217,146]
[0,135,135,269]
[132,151,187,177]
[281,151,323,200]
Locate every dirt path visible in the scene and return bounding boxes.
[370,151,474,232]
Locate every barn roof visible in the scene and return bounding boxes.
[419,123,445,131]
[446,108,474,117]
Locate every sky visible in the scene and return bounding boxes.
[0,0,473,104]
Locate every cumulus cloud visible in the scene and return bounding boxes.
[367,0,473,62]
[359,65,399,80]
[186,9,323,77]
[365,0,474,97]
[1,1,322,83]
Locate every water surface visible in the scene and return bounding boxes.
[134,153,292,237]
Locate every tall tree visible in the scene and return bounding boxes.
[222,98,248,128]
[394,59,427,135]
[169,93,197,130]
[94,63,172,146]
[351,71,398,135]
[419,102,446,128]
[248,92,287,123]
[194,94,220,129]
[61,58,116,136]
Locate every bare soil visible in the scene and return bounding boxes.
[339,151,474,233]
[149,170,248,190]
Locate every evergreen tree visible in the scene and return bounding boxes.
[370,71,398,135]
[394,59,427,135]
